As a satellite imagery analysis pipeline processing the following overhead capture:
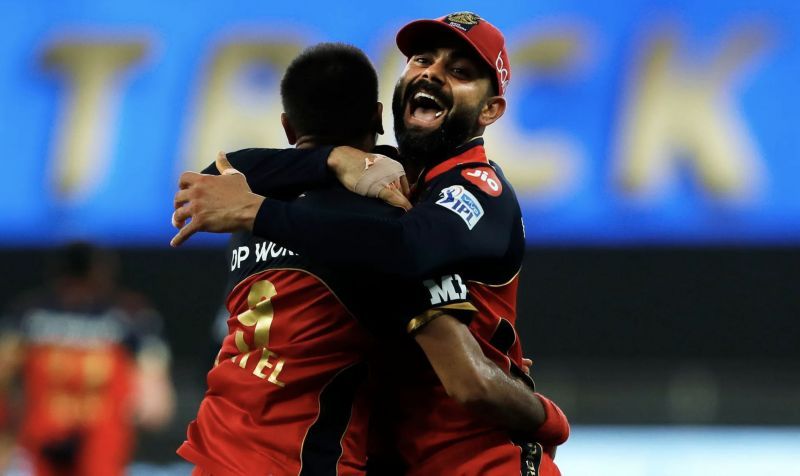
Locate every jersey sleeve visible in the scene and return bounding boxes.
[346,272,477,338]
[252,168,518,279]
[200,147,335,200]
[401,274,478,334]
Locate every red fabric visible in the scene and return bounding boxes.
[389,277,562,475]
[462,167,503,196]
[178,270,371,476]
[540,451,563,476]
[534,393,571,447]
[21,345,135,476]
[424,144,489,183]
[389,139,564,474]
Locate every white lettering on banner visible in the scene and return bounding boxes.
[424,274,468,305]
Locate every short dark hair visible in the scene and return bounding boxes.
[280,43,379,143]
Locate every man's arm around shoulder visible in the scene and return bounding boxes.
[413,315,569,445]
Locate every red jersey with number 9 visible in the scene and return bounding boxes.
[178,269,373,476]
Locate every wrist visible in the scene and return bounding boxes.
[327,146,362,184]
[240,193,265,231]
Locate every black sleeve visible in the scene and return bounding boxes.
[338,271,476,337]
[279,187,476,337]
[200,147,335,200]
[252,170,517,278]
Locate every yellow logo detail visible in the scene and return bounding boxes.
[446,12,481,26]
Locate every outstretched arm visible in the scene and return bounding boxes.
[199,147,335,199]
[201,146,409,200]
[173,156,515,278]
[172,151,411,247]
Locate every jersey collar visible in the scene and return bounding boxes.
[422,137,489,184]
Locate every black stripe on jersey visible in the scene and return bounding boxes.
[491,318,536,390]
[489,318,516,354]
[300,361,368,476]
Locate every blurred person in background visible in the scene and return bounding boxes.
[0,242,175,476]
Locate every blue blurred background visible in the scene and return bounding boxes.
[2,0,799,245]
[1,0,799,474]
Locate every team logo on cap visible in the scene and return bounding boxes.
[444,12,481,32]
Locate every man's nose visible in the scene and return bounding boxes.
[420,59,446,85]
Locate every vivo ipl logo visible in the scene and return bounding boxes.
[436,185,485,230]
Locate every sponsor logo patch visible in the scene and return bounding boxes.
[462,167,503,197]
[436,185,484,230]
[424,274,467,305]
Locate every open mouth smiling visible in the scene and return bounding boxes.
[405,91,449,128]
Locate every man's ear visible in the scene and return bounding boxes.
[374,102,385,135]
[281,112,297,145]
[478,96,506,128]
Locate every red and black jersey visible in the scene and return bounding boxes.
[178,268,375,476]
[253,139,529,377]
[179,160,475,475]
[243,139,560,474]
[3,289,162,476]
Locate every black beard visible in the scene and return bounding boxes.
[392,78,481,169]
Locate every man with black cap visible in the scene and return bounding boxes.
[173,12,568,475]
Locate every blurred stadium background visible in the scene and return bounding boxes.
[1,0,799,474]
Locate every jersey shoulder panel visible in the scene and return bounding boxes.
[201,148,284,175]
[433,161,519,204]
[423,162,520,234]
